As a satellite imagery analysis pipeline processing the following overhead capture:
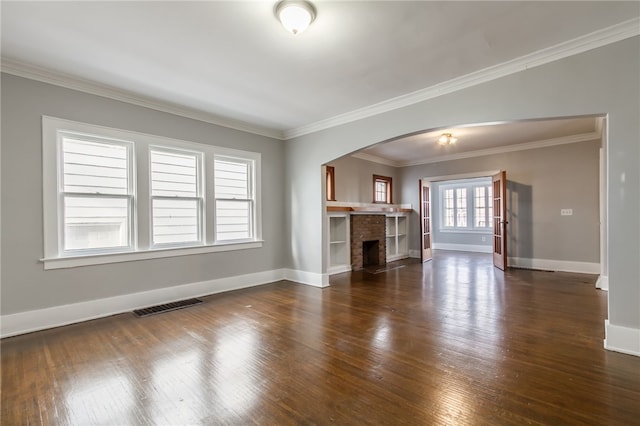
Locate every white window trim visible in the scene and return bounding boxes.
[149,145,205,248]
[57,133,137,255]
[438,180,492,233]
[213,155,256,243]
[42,116,263,270]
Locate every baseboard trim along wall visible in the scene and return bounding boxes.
[327,265,351,275]
[508,257,600,274]
[1,268,328,338]
[605,320,640,357]
[433,244,493,253]
[284,269,330,288]
[596,275,609,290]
[408,250,599,275]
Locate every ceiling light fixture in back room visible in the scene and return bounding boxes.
[275,0,316,35]
[438,133,458,145]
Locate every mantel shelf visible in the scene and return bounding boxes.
[327,206,412,213]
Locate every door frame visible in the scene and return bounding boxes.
[595,117,608,290]
[492,170,508,270]
[419,169,500,258]
[419,179,432,262]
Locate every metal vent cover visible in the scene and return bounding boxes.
[133,298,203,317]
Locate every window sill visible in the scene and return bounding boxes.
[439,228,492,234]
[41,240,264,270]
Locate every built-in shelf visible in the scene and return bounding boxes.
[386,214,409,262]
[328,213,351,274]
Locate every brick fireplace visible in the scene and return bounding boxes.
[350,214,386,270]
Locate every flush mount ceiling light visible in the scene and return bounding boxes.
[438,133,458,145]
[275,0,316,35]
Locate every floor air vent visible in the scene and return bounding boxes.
[509,266,555,272]
[133,298,203,317]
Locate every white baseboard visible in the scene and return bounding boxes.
[284,269,330,288]
[408,250,421,259]
[605,320,640,357]
[508,257,600,274]
[596,275,609,290]
[1,269,289,338]
[328,265,351,275]
[433,243,492,253]
[387,253,409,262]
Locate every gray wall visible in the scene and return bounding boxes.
[327,156,400,203]
[286,37,639,332]
[430,177,493,249]
[1,74,286,314]
[402,141,601,262]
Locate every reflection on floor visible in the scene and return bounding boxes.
[2,250,639,424]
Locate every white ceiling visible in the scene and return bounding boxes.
[1,1,638,139]
[355,116,600,166]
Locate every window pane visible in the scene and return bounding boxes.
[152,198,199,245]
[64,196,129,250]
[63,138,128,195]
[150,149,201,246]
[475,186,487,227]
[443,189,455,227]
[215,157,253,241]
[375,180,387,202]
[456,188,467,227]
[151,150,197,197]
[444,209,455,227]
[216,200,251,241]
[487,185,493,222]
[215,159,249,199]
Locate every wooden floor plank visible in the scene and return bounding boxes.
[2,251,639,425]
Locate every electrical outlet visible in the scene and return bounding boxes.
[561,209,573,216]
[481,236,486,242]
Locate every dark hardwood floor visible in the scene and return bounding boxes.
[2,251,640,425]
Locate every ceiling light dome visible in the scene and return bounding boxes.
[438,133,457,145]
[275,0,316,35]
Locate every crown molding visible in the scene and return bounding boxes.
[595,116,605,138]
[0,58,286,141]
[285,18,640,140]
[351,131,599,167]
[397,131,600,168]
[350,152,402,167]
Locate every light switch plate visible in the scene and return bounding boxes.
[561,209,573,216]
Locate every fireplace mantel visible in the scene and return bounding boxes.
[327,202,412,213]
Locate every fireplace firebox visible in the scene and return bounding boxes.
[363,240,380,267]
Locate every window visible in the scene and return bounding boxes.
[373,175,392,204]
[43,116,262,269]
[474,186,493,227]
[60,133,134,253]
[150,148,203,246]
[214,157,254,242]
[442,187,467,227]
[326,166,336,201]
[439,179,492,231]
